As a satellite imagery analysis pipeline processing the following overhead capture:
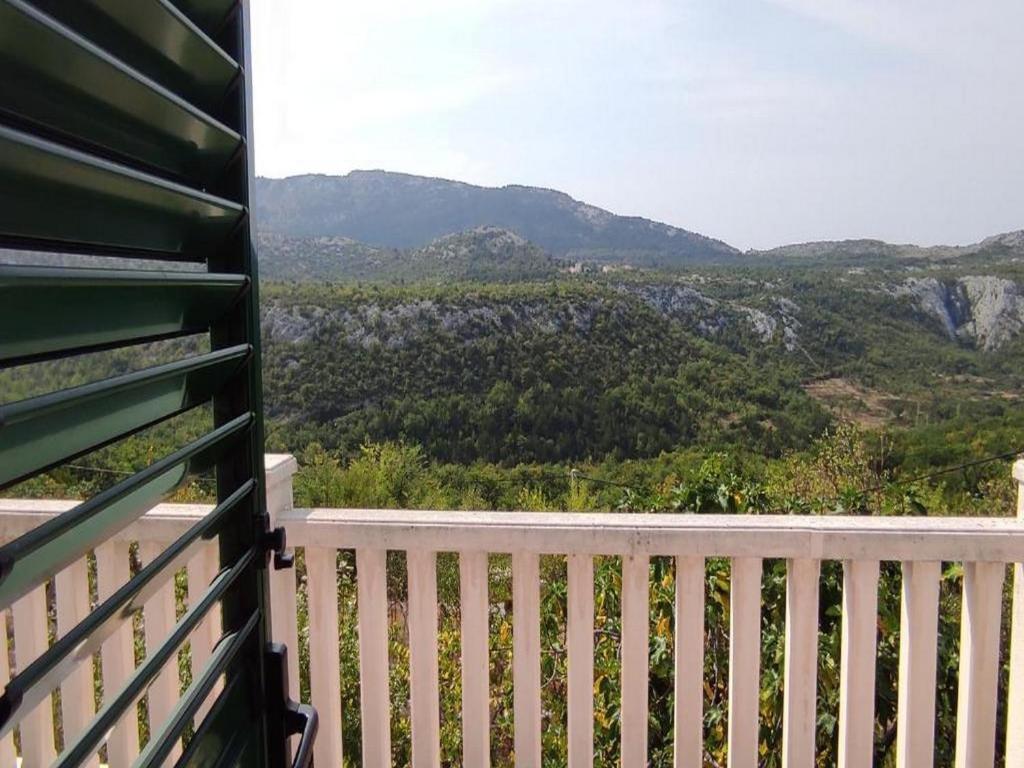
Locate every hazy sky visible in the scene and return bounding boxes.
[250,0,1024,250]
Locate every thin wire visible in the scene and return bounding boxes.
[858,447,1024,495]
[569,470,637,490]
[62,463,134,476]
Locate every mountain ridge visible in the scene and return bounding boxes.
[747,230,1024,263]
[255,170,1023,269]
[254,170,739,266]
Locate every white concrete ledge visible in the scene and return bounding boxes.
[279,508,1024,562]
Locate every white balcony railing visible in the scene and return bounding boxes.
[1,456,1023,767]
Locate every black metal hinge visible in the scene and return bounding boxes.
[262,525,294,570]
[265,643,318,768]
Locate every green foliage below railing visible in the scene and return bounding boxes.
[287,426,1016,767]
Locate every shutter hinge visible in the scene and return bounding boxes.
[262,525,294,570]
[265,643,318,768]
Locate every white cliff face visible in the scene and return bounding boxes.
[893,275,1023,350]
[264,280,808,353]
[613,284,802,347]
[958,276,1024,350]
[736,304,801,351]
[263,297,607,349]
[261,271,1024,360]
[743,308,777,343]
[892,278,969,338]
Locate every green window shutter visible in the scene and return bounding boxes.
[0,1,315,765]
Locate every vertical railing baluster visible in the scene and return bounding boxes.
[1007,459,1024,765]
[513,551,541,768]
[307,545,344,767]
[12,584,56,765]
[727,557,762,768]
[567,554,594,768]
[895,560,940,768]
[270,562,300,704]
[674,556,704,768]
[54,558,99,767]
[95,539,139,764]
[357,547,392,768]
[782,558,820,768]
[953,561,1004,767]
[270,552,300,764]
[267,457,300,708]
[139,541,181,762]
[187,541,221,721]
[0,610,15,765]
[408,549,441,768]
[621,554,650,768]
[460,551,491,768]
[837,559,879,768]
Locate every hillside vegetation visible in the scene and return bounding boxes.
[258,264,1023,463]
[259,226,563,283]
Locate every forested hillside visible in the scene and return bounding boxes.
[257,263,1024,463]
[4,261,1020,475]
[259,226,563,283]
[261,281,825,463]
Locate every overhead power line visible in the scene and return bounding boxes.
[856,447,1024,497]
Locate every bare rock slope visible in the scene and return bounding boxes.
[893,276,1024,350]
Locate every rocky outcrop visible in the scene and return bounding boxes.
[892,278,971,338]
[263,280,806,353]
[736,299,801,351]
[606,283,802,347]
[742,308,777,343]
[263,297,609,350]
[958,276,1024,350]
[618,283,726,334]
[892,275,1023,350]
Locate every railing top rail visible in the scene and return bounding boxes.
[0,499,216,545]
[2,498,1022,561]
[279,508,1024,562]
[0,454,296,545]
